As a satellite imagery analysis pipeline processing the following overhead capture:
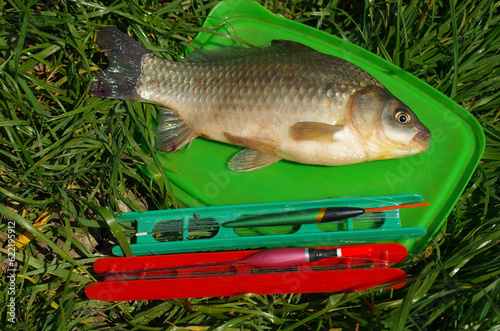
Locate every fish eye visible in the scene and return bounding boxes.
[395,110,410,124]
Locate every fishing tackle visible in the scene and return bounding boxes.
[86,243,408,301]
[112,194,427,256]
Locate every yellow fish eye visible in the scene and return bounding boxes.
[395,110,411,124]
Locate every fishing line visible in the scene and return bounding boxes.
[113,261,385,281]
[129,216,389,238]
[98,256,387,280]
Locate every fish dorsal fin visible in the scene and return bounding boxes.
[185,40,314,63]
[290,122,344,142]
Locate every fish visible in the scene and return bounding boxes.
[90,27,431,172]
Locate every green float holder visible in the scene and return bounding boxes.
[112,194,426,256]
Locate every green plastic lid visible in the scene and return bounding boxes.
[144,0,485,255]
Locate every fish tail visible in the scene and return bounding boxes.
[90,27,149,100]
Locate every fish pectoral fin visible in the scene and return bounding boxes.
[289,122,344,142]
[156,108,198,151]
[229,149,281,172]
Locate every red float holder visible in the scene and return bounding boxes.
[85,243,408,301]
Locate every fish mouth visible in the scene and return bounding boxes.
[412,129,431,149]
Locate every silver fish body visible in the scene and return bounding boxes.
[91,27,431,171]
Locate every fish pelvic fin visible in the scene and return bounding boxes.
[90,27,150,100]
[223,132,281,171]
[156,108,198,152]
[228,149,281,172]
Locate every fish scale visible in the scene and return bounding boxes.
[138,54,363,130]
[90,27,431,171]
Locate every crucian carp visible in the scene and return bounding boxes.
[90,27,431,172]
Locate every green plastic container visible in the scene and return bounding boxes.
[141,0,485,255]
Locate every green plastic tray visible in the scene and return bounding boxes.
[144,0,484,255]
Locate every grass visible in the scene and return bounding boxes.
[0,0,499,329]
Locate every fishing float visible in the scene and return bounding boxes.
[127,202,429,238]
[98,245,374,278]
[222,202,430,228]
